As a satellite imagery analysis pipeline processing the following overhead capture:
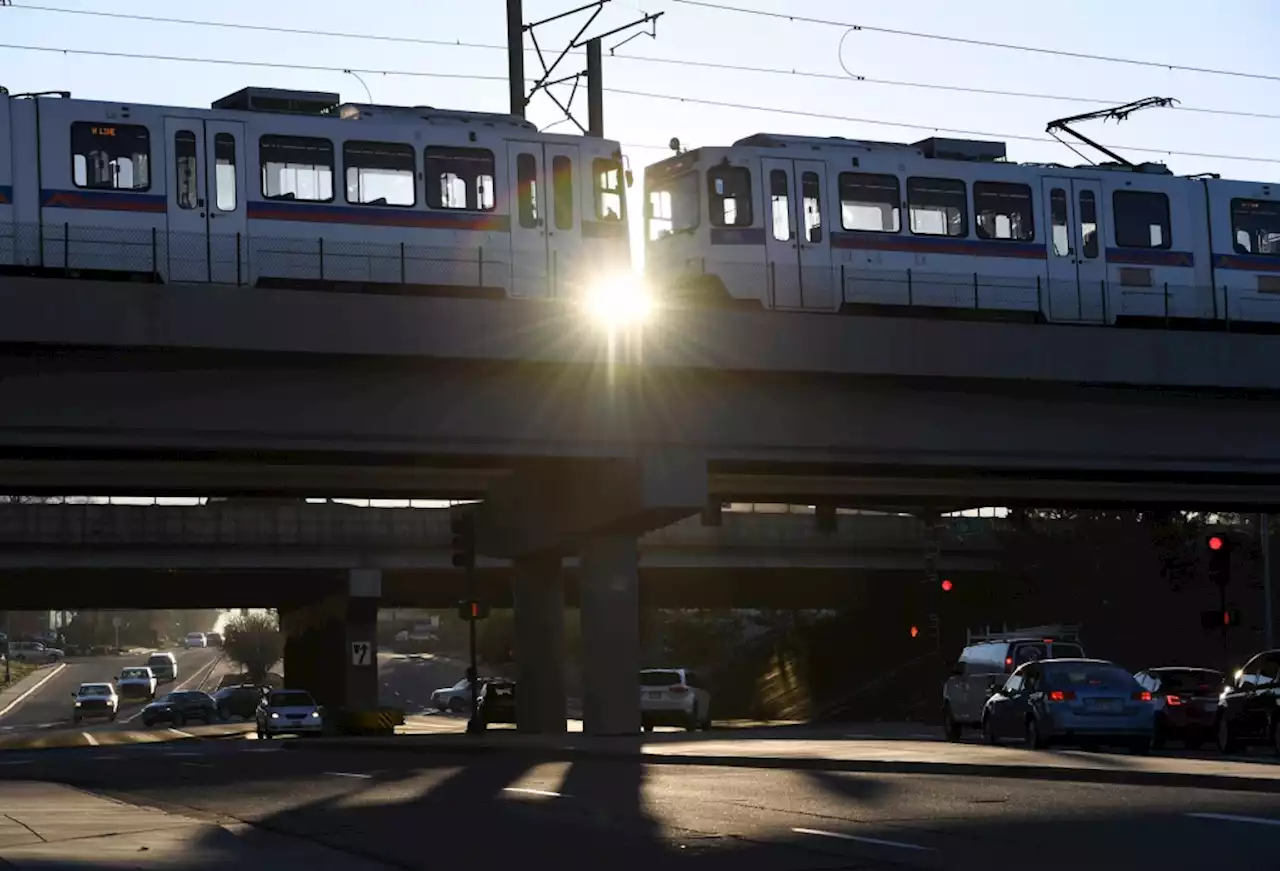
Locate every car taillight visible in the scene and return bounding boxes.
[1048,690,1076,702]
[669,685,689,695]
[1165,694,1183,706]
[1005,656,1014,672]
[1132,691,1152,702]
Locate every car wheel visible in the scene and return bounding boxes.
[142,718,153,729]
[1152,717,1167,750]
[943,705,962,742]
[701,718,713,731]
[218,705,230,721]
[1025,718,1046,750]
[1217,715,1241,754]
[981,713,996,745]
[642,723,654,733]
[1130,738,1152,756]
[172,713,185,728]
[72,715,80,725]
[686,705,700,732]
[109,712,117,722]
[448,698,465,714]
[1186,737,1204,751]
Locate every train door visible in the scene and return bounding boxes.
[0,97,12,268]
[163,117,246,284]
[544,143,580,297]
[1042,177,1107,322]
[762,157,836,310]
[507,143,549,297]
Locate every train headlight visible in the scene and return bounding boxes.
[583,273,653,328]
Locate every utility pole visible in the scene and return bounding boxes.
[506,0,526,118]
[586,38,603,137]
[1262,513,1274,649]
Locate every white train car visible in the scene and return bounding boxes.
[643,132,1280,328]
[0,86,631,298]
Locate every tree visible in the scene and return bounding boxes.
[222,612,284,684]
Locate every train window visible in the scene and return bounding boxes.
[426,147,495,212]
[1050,189,1069,256]
[344,141,415,207]
[647,172,698,241]
[1079,190,1098,259]
[553,156,574,231]
[839,173,900,233]
[71,122,151,191]
[594,159,624,221]
[1231,198,1280,256]
[1113,190,1170,249]
[174,130,198,210]
[516,153,539,229]
[801,171,823,243]
[974,181,1033,242]
[770,170,790,242]
[260,135,333,202]
[907,177,967,237]
[214,134,237,212]
[708,166,752,228]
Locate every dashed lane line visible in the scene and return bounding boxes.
[325,772,373,779]
[1187,813,1280,827]
[503,787,563,798]
[0,663,67,719]
[82,732,98,747]
[792,827,936,853]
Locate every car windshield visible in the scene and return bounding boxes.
[79,684,112,696]
[121,669,148,679]
[451,679,470,690]
[147,657,170,667]
[269,691,314,707]
[1153,669,1224,692]
[640,670,683,687]
[1047,664,1138,692]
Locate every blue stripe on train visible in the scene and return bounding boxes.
[1212,253,1280,273]
[1105,247,1195,268]
[246,200,511,232]
[41,189,166,213]
[831,232,1046,260]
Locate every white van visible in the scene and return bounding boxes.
[147,652,178,683]
[184,632,207,649]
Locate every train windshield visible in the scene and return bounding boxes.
[647,171,699,241]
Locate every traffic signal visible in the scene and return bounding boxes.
[457,599,490,621]
[1201,608,1242,629]
[450,505,476,570]
[910,625,919,638]
[941,579,953,592]
[1207,532,1233,588]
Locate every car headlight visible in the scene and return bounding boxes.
[270,712,280,719]
[73,701,81,707]
[583,272,654,328]
[310,711,320,719]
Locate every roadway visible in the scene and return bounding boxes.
[2,730,1280,869]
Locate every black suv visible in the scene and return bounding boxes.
[1216,649,1280,753]
[140,691,218,728]
[478,679,516,727]
[212,684,268,720]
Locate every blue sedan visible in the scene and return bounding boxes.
[982,658,1156,754]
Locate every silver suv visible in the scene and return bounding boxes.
[9,641,64,664]
[942,626,1085,740]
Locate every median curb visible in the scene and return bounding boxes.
[280,732,1280,794]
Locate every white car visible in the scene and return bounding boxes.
[115,666,157,702]
[255,689,323,738]
[72,682,119,724]
[430,678,482,714]
[640,668,712,732]
[184,632,207,649]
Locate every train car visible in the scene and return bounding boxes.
[0,86,631,299]
[642,131,1278,327]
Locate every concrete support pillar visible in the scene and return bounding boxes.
[512,553,567,734]
[280,569,381,712]
[579,535,640,736]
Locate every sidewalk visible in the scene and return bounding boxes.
[0,662,64,717]
[0,781,397,869]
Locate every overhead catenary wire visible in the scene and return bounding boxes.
[1,42,1276,166]
[668,0,1280,85]
[7,4,1280,123]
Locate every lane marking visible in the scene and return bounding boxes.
[181,762,213,768]
[0,663,67,719]
[163,751,202,758]
[0,759,33,766]
[792,827,936,853]
[93,754,122,761]
[503,787,563,798]
[325,772,373,779]
[82,732,99,747]
[1187,813,1280,827]
[168,729,196,740]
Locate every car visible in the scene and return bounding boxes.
[146,652,178,683]
[115,666,157,702]
[9,641,65,664]
[139,691,218,727]
[981,658,1156,753]
[640,668,712,732]
[184,632,208,649]
[431,678,487,714]
[1215,649,1280,754]
[255,690,323,738]
[212,684,268,720]
[1134,667,1224,750]
[205,632,223,648]
[478,679,517,726]
[72,682,119,724]
[943,626,1085,740]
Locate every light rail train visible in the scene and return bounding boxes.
[643,133,1280,328]
[0,85,632,298]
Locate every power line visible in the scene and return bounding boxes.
[0,42,1274,166]
[8,4,1280,123]
[668,0,1280,86]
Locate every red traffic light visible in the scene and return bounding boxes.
[1224,610,1232,626]
[941,579,953,592]
[1209,535,1224,551]
[910,625,919,638]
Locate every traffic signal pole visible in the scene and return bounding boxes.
[466,574,481,734]
[450,505,484,734]
[1263,514,1274,649]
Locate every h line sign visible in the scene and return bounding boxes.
[350,641,373,667]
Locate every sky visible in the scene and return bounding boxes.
[5,0,1280,231]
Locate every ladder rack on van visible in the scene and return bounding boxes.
[965,624,1082,646]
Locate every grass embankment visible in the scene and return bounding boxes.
[0,660,38,691]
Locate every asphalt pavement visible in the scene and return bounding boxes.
[6,732,1280,869]
[376,650,468,714]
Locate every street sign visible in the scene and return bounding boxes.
[111,616,122,628]
[350,641,372,666]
